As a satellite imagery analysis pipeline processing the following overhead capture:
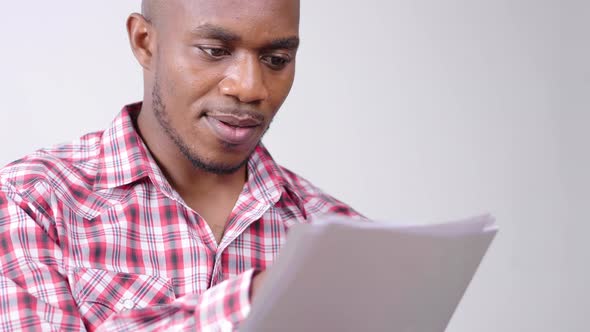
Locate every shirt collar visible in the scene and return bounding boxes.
[246,144,307,218]
[94,103,154,190]
[94,103,306,216]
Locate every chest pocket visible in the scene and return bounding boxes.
[73,267,176,330]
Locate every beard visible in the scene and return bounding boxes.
[151,78,254,175]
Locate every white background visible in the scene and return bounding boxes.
[1,1,588,331]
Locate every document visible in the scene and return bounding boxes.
[241,214,498,332]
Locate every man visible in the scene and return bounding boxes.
[0,0,362,331]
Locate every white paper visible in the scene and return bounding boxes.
[241,214,498,332]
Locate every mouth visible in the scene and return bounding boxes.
[204,112,263,145]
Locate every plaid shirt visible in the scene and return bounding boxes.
[0,103,362,331]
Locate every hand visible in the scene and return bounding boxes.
[250,270,268,301]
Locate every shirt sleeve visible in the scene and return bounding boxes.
[0,186,255,332]
[0,186,85,331]
[98,269,255,331]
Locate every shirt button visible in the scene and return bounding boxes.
[121,298,135,310]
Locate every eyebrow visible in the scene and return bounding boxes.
[190,24,241,43]
[190,23,300,50]
[266,37,300,51]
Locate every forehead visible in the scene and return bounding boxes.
[159,0,300,37]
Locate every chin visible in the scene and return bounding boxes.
[186,144,255,174]
[191,155,250,175]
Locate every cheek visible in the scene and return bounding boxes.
[159,52,222,107]
[166,71,217,108]
[267,71,296,106]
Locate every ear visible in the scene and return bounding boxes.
[127,13,155,71]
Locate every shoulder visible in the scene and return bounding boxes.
[277,165,366,220]
[0,131,104,197]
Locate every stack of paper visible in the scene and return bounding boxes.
[241,214,498,332]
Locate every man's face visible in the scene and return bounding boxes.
[149,0,300,174]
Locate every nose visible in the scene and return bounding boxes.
[219,55,269,104]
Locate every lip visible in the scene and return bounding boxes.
[204,115,261,145]
[206,113,262,127]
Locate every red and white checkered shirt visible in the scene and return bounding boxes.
[0,103,362,331]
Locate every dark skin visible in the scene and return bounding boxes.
[127,0,299,299]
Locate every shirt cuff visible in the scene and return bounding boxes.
[194,268,256,331]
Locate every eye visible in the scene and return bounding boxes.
[261,55,291,70]
[199,47,231,59]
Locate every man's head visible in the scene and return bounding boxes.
[128,0,300,174]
